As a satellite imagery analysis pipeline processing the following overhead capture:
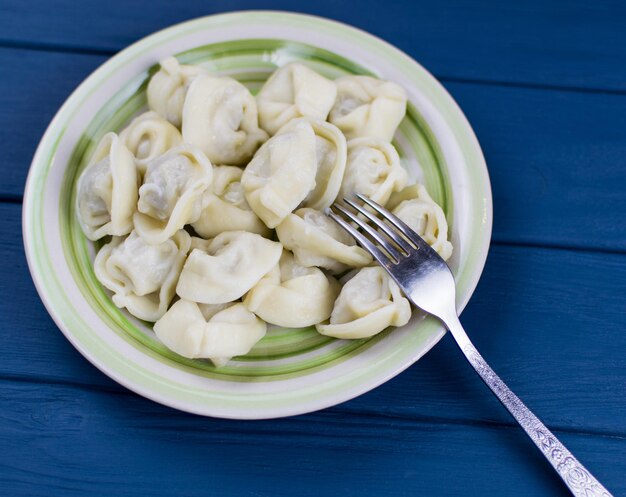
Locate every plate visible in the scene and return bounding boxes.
[23,11,492,419]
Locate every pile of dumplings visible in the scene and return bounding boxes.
[76,57,453,367]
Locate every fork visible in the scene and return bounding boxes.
[327,193,613,497]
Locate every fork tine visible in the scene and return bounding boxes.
[355,193,428,249]
[333,202,402,263]
[326,209,391,266]
[343,196,413,254]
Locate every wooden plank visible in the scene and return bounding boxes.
[0,48,106,199]
[3,47,626,249]
[0,379,623,497]
[446,81,626,251]
[1,1,626,91]
[6,203,626,435]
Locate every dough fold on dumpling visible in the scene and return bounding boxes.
[279,118,347,211]
[197,302,237,321]
[133,144,213,245]
[329,75,407,141]
[154,300,266,367]
[276,208,372,274]
[241,119,318,228]
[257,63,337,135]
[176,231,283,304]
[339,137,407,206]
[147,57,207,128]
[191,165,270,238]
[316,266,411,339]
[244,251,341,327]
[119,111,182,174]
[182,74,268,166]
[94,230,191,322]
[189,236,211,252]
[76,132,137,241]
[387,184,453,260]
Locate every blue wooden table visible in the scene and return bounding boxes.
[1,1,625,495]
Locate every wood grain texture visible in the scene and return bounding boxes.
[0,379,624,497]
[1,1,626,92]
[3,48,626,249]
[5,203,625,435]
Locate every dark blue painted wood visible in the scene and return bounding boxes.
[1,1,626,92]
[4,204,625,436]
[0,379,624,497]
[2,48,626,250]
[0,48,106,201]
[447,82,626,252]
[2,2,625,496]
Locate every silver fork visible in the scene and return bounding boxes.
[327,193,612,497]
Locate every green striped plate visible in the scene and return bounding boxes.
[22,11,492,419]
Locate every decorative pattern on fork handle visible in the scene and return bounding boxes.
[463,344,611,497]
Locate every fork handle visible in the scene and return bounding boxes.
[445,315,613,497]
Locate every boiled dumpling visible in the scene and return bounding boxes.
[182,74,268,166]
[119,111,182,174]
[276,208,372,274]
[176,231,282,304]
[279,118,347,211]
[154,299,266,366]
[94,230,191,322]
[244,250,341,327]
[257,63,337,135]
[241,119,317,228]
[316,266,411,339]
[147,57,207,127]
[134,144,213,245]
[191,165,270,238]
[387,184,453,260]
[339,137,407,206]
[76,132,137,241]
[329,75,407,141]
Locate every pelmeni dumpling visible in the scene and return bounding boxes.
[119,111,182,174]
[134,144,213,245]
[244,251,341,327]
[154,299,266,366]
[191,165,270,238]
[182,74,268,166]
[147,57,207,127]
[387,184,453,260]
[94,230,191,322]
[276,208,372,274]
[329,75,407,141]
[241,119,318,228]
[176,231,282,304]
[279,118,347,211]
[316,266,411,339]
[256,63,337,135]
[339,137,407,206]
[76,132,137,241]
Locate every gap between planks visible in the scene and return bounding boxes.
[1,39,626,98]
[2,368,625,441]
[5,193,626,257]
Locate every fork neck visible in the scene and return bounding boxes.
[437,311,473,351]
